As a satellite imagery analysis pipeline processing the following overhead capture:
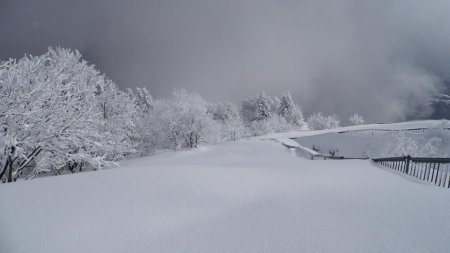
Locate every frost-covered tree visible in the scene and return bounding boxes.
[209,102,236,122]
[242,92,306,136]
[96,79,137,160]
[384,132,419,157]
[366,121,450,157]
[247,114,291,136]
[307,113,340,130]
[208,102,245,141]
[127,87,157,155]
[269,95,281,116]
[131,87,153,112]
[241,98,256,123]
[278,92,304,127]
[349,113,365,125]
[0,48,117,182]
[255,93,272,121]
[241,93,273,122]
[153,89,219,150]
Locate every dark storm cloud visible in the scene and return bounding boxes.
[1,0,450,122]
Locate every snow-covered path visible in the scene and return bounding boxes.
[1,139,449,253]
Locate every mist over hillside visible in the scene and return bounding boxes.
[2,0,450,122]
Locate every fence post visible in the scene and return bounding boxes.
[405,156,410,174]
[434,163,440,185]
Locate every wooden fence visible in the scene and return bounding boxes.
[338,127,450,136]
[372,156,450,188]
[310,154,368,160]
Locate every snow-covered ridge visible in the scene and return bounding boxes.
[256,119,449,140]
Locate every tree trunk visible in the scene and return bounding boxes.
[1,146,16,183]
[7,156,13,183]
[0,158,10,182]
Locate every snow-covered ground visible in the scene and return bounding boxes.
[269,119,450,158]
[1,126,450,252]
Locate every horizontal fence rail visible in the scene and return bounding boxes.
[372,156,450,188]
[311,154,368,160]
[338,127,450,136]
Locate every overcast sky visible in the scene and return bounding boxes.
[1,0,450,122]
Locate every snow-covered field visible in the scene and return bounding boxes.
[1,121,450,253]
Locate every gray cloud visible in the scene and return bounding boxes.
[1,0,450,122]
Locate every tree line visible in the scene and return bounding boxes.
[0,48,363,182]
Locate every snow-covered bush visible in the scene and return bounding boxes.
[307,113,340,130]
[349,113,365,125]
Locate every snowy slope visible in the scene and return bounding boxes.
[289,120,450,158]
[266,120,450,158]
[1,138,450,253]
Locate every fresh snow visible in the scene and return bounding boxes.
[274,137,301,148]
[1,123,450,252]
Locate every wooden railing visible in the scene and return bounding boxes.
[310,154,368,160]
[338,127,450,135]
[372,156,450,188]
